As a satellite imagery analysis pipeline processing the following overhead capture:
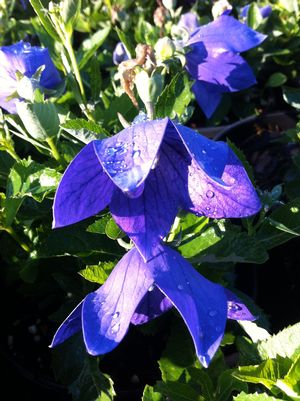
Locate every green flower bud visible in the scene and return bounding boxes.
[154,37,175,62]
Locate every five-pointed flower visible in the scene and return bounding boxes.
[0,41,62,113]
[182,15,267,118]
[53,118,261,261]
[50,245,255,368]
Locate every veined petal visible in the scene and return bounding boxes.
[150,246,227,368]
[50,301,83,347]
[191,80,223,118]
[131,285,173,325]
[172,121,229,179]
[82,248,154,355]
[93,118,168,196]
[53,141,114,228]
[188,15,266,52]
[186,46,256,91]
[225,289,256,321]
[110,139,187,261]
[184,146,261,218]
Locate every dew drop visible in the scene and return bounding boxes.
[133,150,141,158]
[202,149,207,155]
[148,285,155,292]
[205,206,211,211]
[100,301,105,307]
[208,310,217,317]
[110,323,120,334]
[112,312,120,319]
[228,301,242,312]
[177,284,184,290]
[206,190,215,199]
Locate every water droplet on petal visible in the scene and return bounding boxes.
[110,323,120,334]
[228,301,242,312]
[133,150,141,158]
[208,310,217,317]
[100,301,105,307]
[177,284,184,290]
[148,285,155,292]
[205,206,211,211]
[112,312,120,319]
[202,149,207,155]
[206,190,215,199]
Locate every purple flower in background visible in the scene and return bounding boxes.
[183,15,266,118]
[112,42,129,65]
[50,245,255,367]
[240,4,272,19]
[178,12,200,34]
[0,41,62,113]
[53,118,261,261]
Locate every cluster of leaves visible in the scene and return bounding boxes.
[0,0,300,401]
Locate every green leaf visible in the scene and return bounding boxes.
[283,87,300,109]
[257,323,300,361]
[36,226,122,258]
[234,392,285,401]
[105,218,124,240]
[179,223,268,264]
[115,26,135,58]
[87,215,111,234]
[78,26,111,69]
[159,318,196,381]
[266,73,287,88]
[61,119,108,143]
[61,0,81,27]
[29,0,60,41]
[155,380,205,401]
[16,101,60,141]
[79,261,115,284]
[257,199,300,249]
[142,385,163,401]
[239,321,271,343]
[155,73,192,119]
[216,370,248,401]
[7,159,61,202]
[246,3,263,29]
[0,193,23,227]
[188,368,214,401]
[276,355,300,400]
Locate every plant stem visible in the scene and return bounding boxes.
[64,35,85,101]
[4,226,31,253]
[46,137,63,164]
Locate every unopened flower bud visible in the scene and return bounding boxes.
[154,37,175,62]
[16,75,40,102]
[212,0,232,20]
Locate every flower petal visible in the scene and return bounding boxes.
[53,141,114,228]
[110,138,187,261]
[150,246,227,368]
[82,248,154,355]
[186,45,256,91]
[185,147,261,218]
[131,285,173,325]
[93,118,168,196]
[178,12,200,33]
[225,289,256,321]
[50,301,83,347]
[191,80,223,118]
[188,15,266,52]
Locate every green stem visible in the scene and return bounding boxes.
[46,137,63,164]
[4,226,31,253]
[6,147,21,162]
[64,35,85,101]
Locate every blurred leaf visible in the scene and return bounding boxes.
[78,26,111,69]
[246,3,263,29]
[156,73,192,119]
[266,73,287,88]
[216,370,248,401]
[142,385,163,401]
[115,26,135,58]
[257,199,300,249]
[283,87,300,109]
[79,261,115,284]
[7,159,61,202]
[62,119,108,143]
[155,380,205,401]
[36,226,122,258]
[61,0,81,27]
[234,392,285,401]
[29,0,60,41]
[257,323,300,361]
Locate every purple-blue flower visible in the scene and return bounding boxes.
[240,4,272,19]
[113,42,129,65]
[53,118,261,261]
[50,245,255,367]
[0,41,62,113]
[182,15,266,118]
[178,12,200,34]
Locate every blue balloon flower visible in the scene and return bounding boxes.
[53,118,261,261]
[0,41,62,113]
[51,245,255,367]
[180,15,266,118]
